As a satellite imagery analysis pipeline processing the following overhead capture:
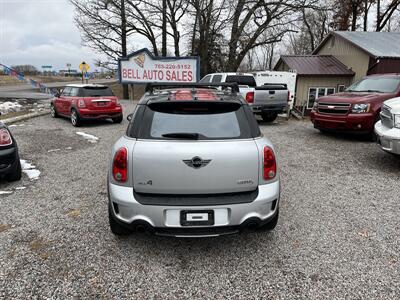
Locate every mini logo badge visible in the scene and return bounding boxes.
[183,156,211,169]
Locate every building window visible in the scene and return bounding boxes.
[307,87,336,109]
[338,85,346,92]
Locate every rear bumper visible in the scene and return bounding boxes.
[250,104,285,114]
[310,110,375,133]
[108,180,280,237]
[77,106,122,120]
[0,146,18,175]
[374,121,400,154]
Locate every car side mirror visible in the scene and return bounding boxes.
[127,113,133,121]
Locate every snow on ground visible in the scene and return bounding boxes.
[8,124,25,128]
[20,159,41,180]
[0,190,13,195]
[76,132,99,143]
[47,148,61,153]
[0,101,23,114]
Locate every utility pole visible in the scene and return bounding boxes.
[162,0,167,56]
[121,0,129,99]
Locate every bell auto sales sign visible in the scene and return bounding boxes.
[118,48,200,84]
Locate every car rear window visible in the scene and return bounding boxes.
[346,76,400,93]
[81,86,114,97]
[225,75,256,87]
[137,102,253,140]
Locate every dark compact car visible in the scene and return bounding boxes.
[310,74,400,135]
[0,121,21,181]
[51,84,123,127]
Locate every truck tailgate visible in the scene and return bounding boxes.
[254,86,288,107]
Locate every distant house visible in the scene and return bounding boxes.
[274,55,354,109]
[313,31,400,81]
[274,31,400,110]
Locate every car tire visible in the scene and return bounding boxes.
[7,159,22,182]
[261,112,278,122]
[259,208,279,231]
[112,115,123,124]
[50,104,58,118]
[71,109,81,127]
[108,202,131,236]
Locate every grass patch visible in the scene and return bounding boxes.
[0,110,31,120]
[0,224,11,232]
[65,209,81,218]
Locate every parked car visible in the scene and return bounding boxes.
[107,83,280,237]
[375,97,400,155]
[200,73,288,122]
[51,84,123,127]
[0,120,21,181]
[310,74,400,135]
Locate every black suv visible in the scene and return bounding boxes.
[0,121,21,181]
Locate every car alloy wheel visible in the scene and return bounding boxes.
[71,110,78,126]
[50,105,57,118]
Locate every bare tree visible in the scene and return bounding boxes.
[225,0,318,71]
[188,0,230,75]
[141,0,189,56]
[11,65,38,75]
[376,0,400,31]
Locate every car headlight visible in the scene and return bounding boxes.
[394,114,400,129]
[352,103,370,113]
[312,102,318,110]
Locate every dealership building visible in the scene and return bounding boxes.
[274,31,400,110]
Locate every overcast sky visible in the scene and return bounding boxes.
[0,0,103,71]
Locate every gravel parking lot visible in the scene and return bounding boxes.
[1,100,399,299]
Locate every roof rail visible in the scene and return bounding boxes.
[145,82,240,94]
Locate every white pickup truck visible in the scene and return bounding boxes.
[375,97,400,155]
[200,72,288,122]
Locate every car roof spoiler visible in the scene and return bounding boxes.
[145,83,240,94]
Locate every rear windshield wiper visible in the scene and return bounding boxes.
[162,132,201,139]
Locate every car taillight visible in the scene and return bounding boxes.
[287,91,290,103]
[113,147,128,182]
[245,92,254,104]
[78,99,86,108]
[263,146,276,180]
[0,128,12,146]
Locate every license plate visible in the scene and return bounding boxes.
[180,210,214,226]
[97,102,107,106]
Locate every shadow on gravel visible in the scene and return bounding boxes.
[113,229,277,256]
[365,150,400,173]
[55,117,121,128]
[315,130,374,143]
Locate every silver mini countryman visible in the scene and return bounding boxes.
[108,83,280,237]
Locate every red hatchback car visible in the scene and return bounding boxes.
[51,84,123,126]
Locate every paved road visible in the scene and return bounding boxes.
[0,102,399,299]
[0,79,117,100]
[0,78,117,92]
